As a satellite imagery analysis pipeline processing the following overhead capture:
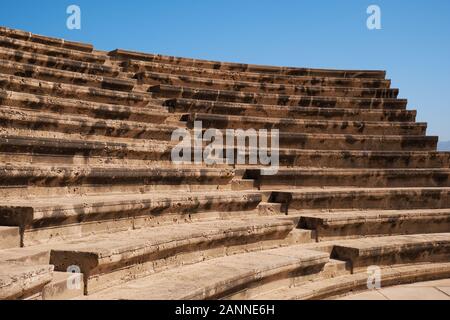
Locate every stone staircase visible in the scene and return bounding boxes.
[0,26,449,300]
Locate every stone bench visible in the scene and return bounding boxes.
[190,113,426,135]
[0,26,93,52]
[110,49,386,78]
[298,209,450,240]
[85,245,329,299]
[0,47,119,76]
[0,74,150,106]
[165,98,417,122]
[331,233,450,271]
[0,262,53,300]
[0,226,20,249]
[0,36,105,63]
[136,71,399,98]
[49,217,295,294]
[253,168,450,189]
[0,59,135,91]
[0,164,235,198]
[0,191,262,246]
[268,188,450,211]
[124,60,392,88]
[0,90,168,124]
[150,84,407,109]
[257,262,450,300]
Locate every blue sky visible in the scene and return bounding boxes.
[1,0,450,140]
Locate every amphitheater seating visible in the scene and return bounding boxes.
[0,26,449,300]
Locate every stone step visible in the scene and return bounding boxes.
[0,191,262,246]
[267,187,450,210]
[0,26,93,52]
[110,49,386,79]
[41,271,84,300]
[0,106,176,141]
[331,233,450,271]
[136,71,398,98]
[257,262,450,300]
[297,209,450,240]
[150,84,407,110]
[166,98,417,122]
[190,113,426,136]
[0,262,53,300]
[0,227,20,249]
[0,90,169,123]
[85,245,329,299]
[0,47,120,77]
[0,59,135,91]
[0,164,235,198]
[252,168,450,189]
[49,217,297,294]
[124,60,392,88]
[0,35,106,63]
[0,74,151,106]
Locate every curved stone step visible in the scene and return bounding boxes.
[0,35,105,63]
[166,98,417,122]
[0,26,93,52]
[110,49,386,79]
[0,191,262,246]
[0,47,119,76]
[150,84,407,109]
[0,90,169,123]
[0,164,235,198]
[49,217,297,294]
[137,71,398,98]
[0,59,135,91]
[85,245,329,299]
[190,113,426,136]
[268,187,450,210]
[0,74,150,106]
[254,168,450,189]
[331,233,450,271]
[124,60,391,88]
[297,209,450,240]
[0,262,53,300]
[256,262,450,300]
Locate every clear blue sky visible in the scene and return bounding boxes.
[1,0,449,140]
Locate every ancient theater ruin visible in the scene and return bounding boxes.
[0,26,449,300]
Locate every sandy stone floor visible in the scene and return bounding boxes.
[337,279,450,300]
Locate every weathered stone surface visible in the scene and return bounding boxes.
[0,26,448,300]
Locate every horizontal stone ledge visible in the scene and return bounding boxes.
[0,35,105,63]
[268,187,450,210]
[85,245,329,299]
[0,74,150,106]
[124,60,392,88]
[298,209,450,240]
[0,59,135,91]
[0,262,53,300]
[0,26,93,52]
[0,90,169,124]
[189,113,426,135]
[331,233,450,271]
[137,71,398,98]
[0,47,119,77]
[166,98,417,122]
[0,106,177,141]
[150,84,407,109]
[258,262,450,300]
[110,49,386,79]
[0,191,263,245]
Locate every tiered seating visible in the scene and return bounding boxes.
[0,26,449,300]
